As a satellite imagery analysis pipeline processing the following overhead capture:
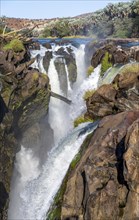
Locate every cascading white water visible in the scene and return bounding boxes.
[74,44,86,86]
[71,64,101,120]
[64,58,72,95]
[31,45,47,73]
[47,58,72,142]
[8,122,98,220]
[8,40,101,220]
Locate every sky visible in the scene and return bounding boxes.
[0,0,132,19]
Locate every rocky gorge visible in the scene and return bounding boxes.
[45,38,139,220]
[0,36,139,220]
[60,62,139,219]
[0,45,50,219]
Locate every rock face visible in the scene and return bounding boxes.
[42,42,52,50]
[91,44,128,68]
[130,46,139,62]
[61,53,139,220]
[86,63,139,119]
[54,57,68,96]
[43,51,53,73]
[61,111,139,220]
[0,48,50,219]
[55,47,77,86]
[85,39,139,67]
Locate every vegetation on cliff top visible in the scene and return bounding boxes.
[3,39,25,52]
[41,0,139,38]
[1,0,138,38]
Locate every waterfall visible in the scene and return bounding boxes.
[64,58,72,95]
[74,44,86,86]
[48,58,72,143]
[71,64,101,120]
[8,40,100,220]
[8,122,98,220]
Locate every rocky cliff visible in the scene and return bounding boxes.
[0,45,50,219]
[60,47,139,219]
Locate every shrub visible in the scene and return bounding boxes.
[101,52,112,77]
[87,66,94,76]
[42,27,51,37]
[3,39,25,52]
[74,115,93,128]
[83,90,95,100]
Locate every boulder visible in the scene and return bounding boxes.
[42,43,52,50]
[86,65,139,119]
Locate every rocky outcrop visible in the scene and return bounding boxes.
[61,111,139,220]
[43,51,53,73]
[86,63,139,119]
[0,48,50,219]
[56,47,77,86]
[130,46,139,62]
[85,38,139,67]
[29,41,40,50]
[42,42,52,50]
[91,44,128,68]
[61,54,139,219]
[54,57,68,96]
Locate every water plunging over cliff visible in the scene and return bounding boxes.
[8,40,100,220]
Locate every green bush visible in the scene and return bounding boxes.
[42,27,51,37]
[3,39,25,52]
[101,52,112,77]
[74,115,93,128]
[87,66,94,76]
[83,89,95,100]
